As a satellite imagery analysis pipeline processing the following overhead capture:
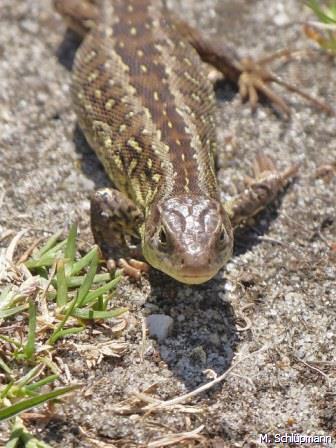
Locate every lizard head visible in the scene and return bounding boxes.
[142,195,233,284]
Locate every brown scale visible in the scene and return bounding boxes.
[102,0,218,198]
[69,0,221,206]
[72,29,166,202]
[166,46,218,192]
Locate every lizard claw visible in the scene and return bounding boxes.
[107,258,150,280]
[253,151,300,183]
[239,56,291,117]
[238,53,335,118]
[227,151,300,228]
[252,151,300,192]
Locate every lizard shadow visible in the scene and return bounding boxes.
[145,199,289,389]
[146,272,240,390]
[214,78,282,115]
[214,78,238,103]
[232,204,284,257]
[56,28,81,71]
[73,124,111,189]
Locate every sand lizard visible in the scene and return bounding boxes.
[54,0,330,284]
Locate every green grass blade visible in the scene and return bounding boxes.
[0,335,21,348]
[16,365,44,388]
[76,249,98,307]
[51,273,111,289]
[36,231,63,257]
[70,246,99,277]
[64,223,77,266]
[25,375,59,392]
[65,273,112,288]
[81,277,121,307]
[71,307,127,320]
[6,418,54,448]
[48,294,79,345]
[25,240,68,269]
[56,259,68,307]
[44,239,68,256]
[94,296,105,311]
[0,304,29,319]
[34,266,49,279]
[306,0,336,23]
[0,385,79,421]
[0,357,12,374]
[0,382,14,400]
[25,256,57,269]
[5,426,23,448]
[49,326,85,344]
[330,1,336,20]
[6,436,20,448]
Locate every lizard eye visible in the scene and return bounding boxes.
[158,226,167,246]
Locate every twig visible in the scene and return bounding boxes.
[17,237,44,264]
[147,425,206,447]
[139,316,147,363]
[296,357,333,388]
[78,426,118,448]
[143,346,268,412]
[5,230,28,262]
[0,230,14,243]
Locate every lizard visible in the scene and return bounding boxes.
[53,0,332,284]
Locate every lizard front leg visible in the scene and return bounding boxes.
[91,188,149,279]
[224,152,299,228]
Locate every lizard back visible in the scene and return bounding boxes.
[72,0,219,210]
[55,0,304,284]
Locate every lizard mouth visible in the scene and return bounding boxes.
[167,268,220,285]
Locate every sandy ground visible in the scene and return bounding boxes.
[0,0,335,447]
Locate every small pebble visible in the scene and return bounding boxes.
[145,314,174,342]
